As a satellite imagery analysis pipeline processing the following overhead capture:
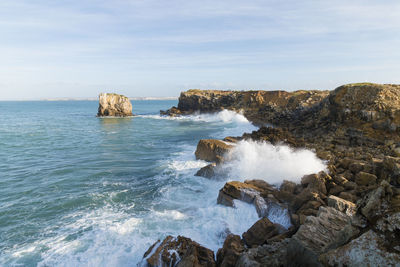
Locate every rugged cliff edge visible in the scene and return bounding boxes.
[148,83,400,267]
[97,93,133,117]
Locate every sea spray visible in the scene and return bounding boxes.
[222,140,326,184]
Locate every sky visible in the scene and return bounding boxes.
[0,0,400,100]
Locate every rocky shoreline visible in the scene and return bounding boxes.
[144,83,400,266]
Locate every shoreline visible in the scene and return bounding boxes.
[142,82,400,266]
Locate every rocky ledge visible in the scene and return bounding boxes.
[145,83,400,266]
[97,93,133,117]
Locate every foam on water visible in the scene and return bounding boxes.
[222,140,326,185]
[1,103,326,266]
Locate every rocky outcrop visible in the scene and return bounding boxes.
[287,206,359,266]
[195,139,234,164]
[149,82,400,267]
[242,218,286,247]
[143,235,216,267]
[217,181,292,228]
[164,89,329,126]
[235,239,290,267]
[97,93,132,117]
[216,234,245,267]
[320,230,400,266]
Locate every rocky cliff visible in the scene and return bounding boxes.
[163,89,329,125]
[97,93,133,117]
[148,83,400,267]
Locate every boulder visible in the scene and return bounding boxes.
[301,172,329,195]
[287,206,359,266]
[97,93,132,117]
[143,235,216,267]
[216,234,245,267]
[242,218,286,247]
[319,230,400,266]
[195,139,233,163]
[327,195,356,216]
[195,163,216,178]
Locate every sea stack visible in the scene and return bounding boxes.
[97,93,133,117]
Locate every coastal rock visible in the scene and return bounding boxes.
[143,235,216,267]
[358,180,392,221]
[97,93,132,117]
[217,181,263,205]
[355,171,377,186]
[319,230,400,266]
[217,181,291,228]
[242,218,286,247]
[287,206,359,266]
[195,139,233,163]
[195,163,217,178]
[216,234,245,267]
[235,239,290,267]
[327,195,356,216]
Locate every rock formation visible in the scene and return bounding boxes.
[143,83,400,266]
[97,93,133,117]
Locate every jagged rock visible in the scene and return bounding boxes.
[143,235,216,267]
[216,234,244,267]
[97,93,132,117]
[195,163,216,178]
[217,181,291,228]
[217,181,263,205]
[280,180,297,194]
[301,172,330,195]
[319,230,400,266]
[195,139,233,163]
[242,218,286,247]
[355,171,377,186]
[327,195,356,216]
[358,180,392,221]
[235,239,290,267]
[287,206,359,266]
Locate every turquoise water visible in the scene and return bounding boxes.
[0,100,325,266]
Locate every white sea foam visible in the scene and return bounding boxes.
[222,140,326,184]
[3,108,325,266]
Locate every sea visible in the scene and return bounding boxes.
[0,100,326,266]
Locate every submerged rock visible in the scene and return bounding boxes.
[143,235,216,267]
[97,93,132,117]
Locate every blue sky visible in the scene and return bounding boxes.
[1,0,400,100]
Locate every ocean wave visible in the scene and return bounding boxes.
[222,140,327,184]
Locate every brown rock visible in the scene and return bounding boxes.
[280,180,297,194]
[287,206,359,266]
[195,139,233,163]
[144,235,216,267]
[355,171,377,186]
[327,195,356,216]
[301,172,329,195]
[216,234,244,267]
[195,163,216,178]
[217,181,262,205]
[242,218,286,247]
[235,239,290,267]
[97,93,133,117]
[338,191,358,203]
[320,230,400,266]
